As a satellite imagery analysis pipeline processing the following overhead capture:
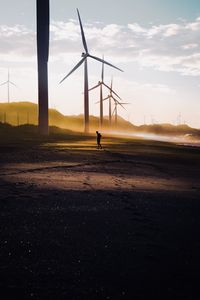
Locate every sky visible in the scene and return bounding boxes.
[0,0,200,127]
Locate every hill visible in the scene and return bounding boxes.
[136,123,200,137]
[0,101,135,132]
[0,102,199,138]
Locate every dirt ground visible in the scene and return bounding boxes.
[0,135,200,299]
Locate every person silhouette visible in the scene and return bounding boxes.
[96,131,102,149]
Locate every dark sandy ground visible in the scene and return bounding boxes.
[0,135,200,299]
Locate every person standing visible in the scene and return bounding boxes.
[96,131,102,149]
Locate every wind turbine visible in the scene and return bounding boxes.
[89,61,121,128]
[0,70,17,103]
[102,77,116,127]
[112,99,130,127]
[37,0,50,135]
[101,78,128,127]
[60,9,123,133]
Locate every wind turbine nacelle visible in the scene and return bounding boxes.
[81,52,87,58]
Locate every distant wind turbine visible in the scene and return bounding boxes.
[60,9,123,133]
[112,100,130,127]
[0,70,17,103]
[101,78,129,127]
[89,62,121,128]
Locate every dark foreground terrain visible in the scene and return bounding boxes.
[0,132,200,299]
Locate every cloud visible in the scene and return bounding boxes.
[49,16,200,76]
[117,78,175,95]
[128,23,146,34]
[0,16,200,76]
[182,43,198,50]
[128,23,182,38]
[186,17,200,31]
[0,25,36,61]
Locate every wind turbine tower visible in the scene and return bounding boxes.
[37,0,50,135]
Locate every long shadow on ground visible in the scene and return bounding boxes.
[0,178,200,300]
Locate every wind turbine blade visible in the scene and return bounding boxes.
[0,81,8,86]
[88,83,101,92]
[112,96,121,103]
[59,58,85,84]
[112,96,130,105]
[9,81,17,87]
[103,96,110,101]
[111,96,126,110]
[77,9,88,54]
[96,96,110,104]
[95,95,110,104]
[117,102,126,110]
[88,55,123,72]
[102,82,121,100]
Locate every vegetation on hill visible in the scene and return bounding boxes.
[0,102,199,138]
[0,101,135,132]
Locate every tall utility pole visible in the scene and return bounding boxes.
[37,0,50,135]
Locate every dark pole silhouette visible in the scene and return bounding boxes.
[37,0,50,135]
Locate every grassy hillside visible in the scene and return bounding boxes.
[0,101,135,132]
[0,102,199,138]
